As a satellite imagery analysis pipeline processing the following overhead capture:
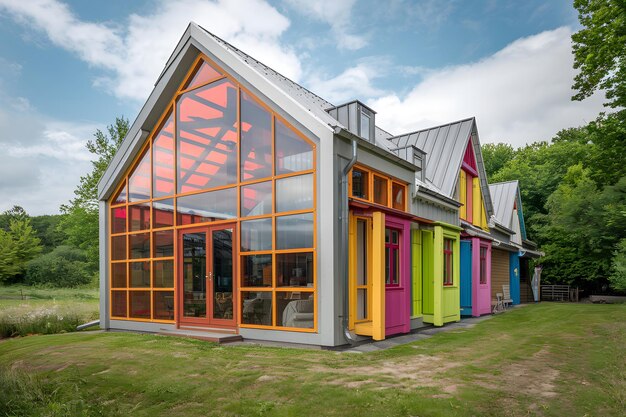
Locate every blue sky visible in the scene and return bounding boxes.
[0,0,605,215]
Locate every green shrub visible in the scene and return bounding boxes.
[25,246,91,287]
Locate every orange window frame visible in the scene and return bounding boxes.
[348,164,408,212]
[107,53,318,333]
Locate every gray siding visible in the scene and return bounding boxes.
[412,196,459,225]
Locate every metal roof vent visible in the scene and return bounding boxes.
[390,145,426,181]
[326,100,376,143]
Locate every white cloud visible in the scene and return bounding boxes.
[307,59,388,104]
[0,0,301,102]
[284,0,367,50]
[0,103,98,215]
[368,27,606,146]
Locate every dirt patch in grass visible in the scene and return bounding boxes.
[313,354,461,392]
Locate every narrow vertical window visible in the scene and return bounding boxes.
[356,219,368,320]
[373,175,388,205]
[391,182,405,211]
[385,228,400,286]
[360,111,370,141]
[351,168,369,199]
[443,238,454,286]
[480,246,487,285]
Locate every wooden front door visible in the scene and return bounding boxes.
[178,224,237,328]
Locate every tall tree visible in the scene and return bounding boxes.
[0,205,29,231]
[491,139,590,233]
[0,218,42,283]
[481,143,516,181]
[59,117,128,269]
[572,0,626,109]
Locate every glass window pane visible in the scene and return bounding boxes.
[241,92,272,181]
[212,228,233,321]
[241,181,272,218]
[128,147,151,202]
[130,261,150,288]
[392,183,405,211]
[129,233,150,259]
[153,291,174,320]
[177,79,238,194]
[184,60,221,90]
[392,248,399,285]
[360,112,370,140]
[241,291,272,326]
[112,235,127,261]
[276,252,313,287]
[276,213,313,250]
[129,203,150,231]
[153,230,174,257]
[276,174,313,212]
[153,260,174,288]
[182,232,207,318]
[111,290,127,317]
[113,181,127,205]
[177,187,237,225]
[153,112,175,198]
[153,199,175,228]
[240,218,272,252]
[352,168,368,199]
[111,263,127,288]
[276,292,314,328]
[373,176,388,205]
[356,220,367,286]
[111,207,126,234]
[357,289,367,320]
[241,254,272,287]
[129,291,151,319]
[275,119,313,175]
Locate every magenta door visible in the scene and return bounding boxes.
[384,217,411,336]
[471,238,492,316]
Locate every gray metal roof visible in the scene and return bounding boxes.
[387,118,494,216]
[196,24,403,160]
[489,181,518,230]
[195,25,344,131]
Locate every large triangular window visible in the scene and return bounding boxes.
[128,147,151,202]
[183,60,222,90]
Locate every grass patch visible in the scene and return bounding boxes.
[0,366,120,417]
[0,285,99,339]
[0,303,624,416]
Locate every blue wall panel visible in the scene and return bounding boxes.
[509,252,521,305]
[460,240,472,315]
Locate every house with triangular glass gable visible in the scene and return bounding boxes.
[489,181,543,304]
[98,23,540,346]
[98,22,459,346]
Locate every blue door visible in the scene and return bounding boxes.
[460,241,472,315]
[509,253,520,305]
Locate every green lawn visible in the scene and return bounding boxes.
[0,303,624,417]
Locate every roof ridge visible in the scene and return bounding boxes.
[489,180,519,187]
[197,24,335,109]
[388,117,476,140]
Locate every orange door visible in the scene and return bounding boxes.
[178,223,237,328]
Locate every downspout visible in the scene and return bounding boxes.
[340,135,358,344]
